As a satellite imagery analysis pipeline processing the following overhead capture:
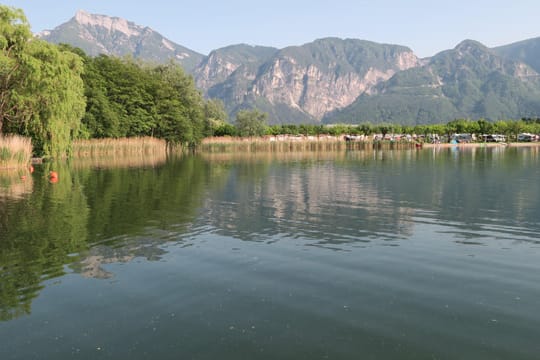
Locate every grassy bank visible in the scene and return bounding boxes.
[0,135,33,169]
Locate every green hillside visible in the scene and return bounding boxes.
[494,37,540,74]
[325,40,540,124]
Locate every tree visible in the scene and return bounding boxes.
[23,41,85,157]
[507,120,525,141]
[358,123,374,135]
[0,5,32,133]
[0,6,85,157]
[477,118,493,134]
[493,120,509,136]
[204,98,228,136]
[377,123,392,138]
[235,109,268,137]
[150,62,205,145]
[446,119,469,134]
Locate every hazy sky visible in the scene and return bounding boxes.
[3,0,540,57]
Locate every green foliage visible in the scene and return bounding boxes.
[0,146,10,161]
[150,62,205,145]
[0,5,32,133]
[0,6,85,158]
[204,98,228,136]
[210,117,540,142]
[2,6,215,154]
[235,109,268,137]
[212,121,236,137]
[24,41,85,158]
[73,53,208,146]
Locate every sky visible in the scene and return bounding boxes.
[2,0,540,58]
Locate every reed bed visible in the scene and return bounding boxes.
[71,153,168,170]
[72,137,168,158]
[199,136,419,153]
[0,135,33,169]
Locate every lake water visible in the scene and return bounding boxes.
[1,146,540,359]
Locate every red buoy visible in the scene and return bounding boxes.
[49,171,58,183]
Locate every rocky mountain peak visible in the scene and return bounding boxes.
[38,11,204,73]
[73,10,143,37]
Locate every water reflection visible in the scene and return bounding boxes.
[0,169,33,200]
[203,156,415,246]
[202,147,540,248]
[71,152,168,170]
[0,156,224,320]
[1,147,540,322]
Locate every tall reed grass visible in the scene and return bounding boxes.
[72,137,168,158]
[199,136,418,153]
[71,153,168,170]
[0,135,33,169]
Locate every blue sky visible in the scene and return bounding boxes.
[3,0,540,57]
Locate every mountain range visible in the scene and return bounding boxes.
[38,10,540,125]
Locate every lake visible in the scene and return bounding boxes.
[1,146,540,359]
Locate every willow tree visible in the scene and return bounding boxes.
[23,40,85,157]
[0,5,85,157]
[0,5,32,133]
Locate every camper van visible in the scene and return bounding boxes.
[482,134,506,142]
[517,133,535,142]
[451,133,473,143]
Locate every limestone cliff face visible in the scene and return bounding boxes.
[249,49,419,119]
[194,44,279,94]
[193,39,422,123]
[195,52,241,91]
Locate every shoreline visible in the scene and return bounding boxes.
[200,136,540,152]
[422,142,540,148]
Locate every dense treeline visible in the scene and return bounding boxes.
[0,5,227,157]
[215,117,540,140]
[74,48,210,145]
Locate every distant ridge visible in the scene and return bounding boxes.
[38,11,540,124]
[324,40,540,124]
[493,37,540,74]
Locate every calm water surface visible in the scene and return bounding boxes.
[1,147,539,359]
